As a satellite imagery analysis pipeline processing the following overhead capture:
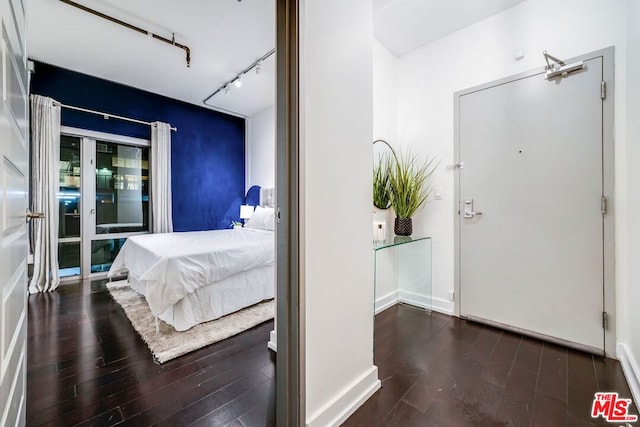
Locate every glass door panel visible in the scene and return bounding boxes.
[95,141,149,235]
[58,242,81,278]
[58,135,82,278]
[90,238,127,273]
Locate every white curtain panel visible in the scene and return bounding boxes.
[29,95,61,294]
[151,122,173,233]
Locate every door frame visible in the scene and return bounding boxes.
[453,46,615,356]
[59,126,151,281]
[275,0,302,425]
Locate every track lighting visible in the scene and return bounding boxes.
[203,48,276,106]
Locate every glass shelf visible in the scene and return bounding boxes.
[373,235,432,313]
[374,235,431,252]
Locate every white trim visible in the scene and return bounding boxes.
[268,329,277,352]
[375,291,398,314]
[306,366,380,427]
[0,332,24,427]
[398,290,431,310]
[617,342,640,406]
[60,126,150,147]
[1,265,25,382]
[245,117,251,193]
[376,293,454,316]
[429,296,455,316]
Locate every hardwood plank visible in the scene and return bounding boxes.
[345,304,635,427]
[26,283,275,426]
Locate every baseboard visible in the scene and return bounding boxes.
[377,292,454,316]
[617,342,640,405]
[375,291,398,314]
[268,330,277,352]
[306,365,380,427]
[398,290,431,310]
[430,296,454,316]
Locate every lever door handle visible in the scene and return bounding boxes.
[26,210,45,222]
[463,199,482,218]
[464,210,482,218]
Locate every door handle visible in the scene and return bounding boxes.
[26,209,45,222]
[463,199,483,219]
[465,210,483,218]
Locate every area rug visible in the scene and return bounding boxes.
[106,280,274,363]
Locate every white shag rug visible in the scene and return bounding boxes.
[106,280,274,363]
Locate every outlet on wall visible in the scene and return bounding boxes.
[448,290,455,301]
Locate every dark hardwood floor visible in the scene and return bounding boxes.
[344,304,637,426]
[26,280,275,426]
[28,284,636,427]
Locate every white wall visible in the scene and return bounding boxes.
[395,0,630,324]
[372,38,399,308]
[373,38,398,143]
[246,105,275,190]
[300,0,380,425]
[620,0,640,403]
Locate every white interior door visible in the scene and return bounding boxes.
[457,50,612,354]
[0,0,28,424]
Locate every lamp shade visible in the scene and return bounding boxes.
[240,205,255,219]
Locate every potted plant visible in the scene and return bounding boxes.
[388,149,438,236]
[373,151,392,210]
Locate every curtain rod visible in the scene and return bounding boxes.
[53,101,177,131]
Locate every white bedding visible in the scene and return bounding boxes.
[108,228,274,330]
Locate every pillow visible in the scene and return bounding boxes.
[244,206,275,231]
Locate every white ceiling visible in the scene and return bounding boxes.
[27,0,276,117]
[373,0,526,56]
[28,0,525,117]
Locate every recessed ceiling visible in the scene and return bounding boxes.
[27,0,275,117]
[374,0,526,56]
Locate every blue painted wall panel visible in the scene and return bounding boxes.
[30,61,245,231]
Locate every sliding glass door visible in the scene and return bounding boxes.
[58,127,150,280]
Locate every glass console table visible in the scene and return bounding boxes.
[373,235,432,313]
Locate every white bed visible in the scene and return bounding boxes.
[108,212,275,331]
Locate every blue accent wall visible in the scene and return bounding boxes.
[30,61,245,231]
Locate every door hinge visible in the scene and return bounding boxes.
[602,311,608,330]
[601,81,606,100]
[601,196,607,214]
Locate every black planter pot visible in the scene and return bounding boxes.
[394,217,412,236]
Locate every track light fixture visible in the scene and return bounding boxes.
[203,48,276,106]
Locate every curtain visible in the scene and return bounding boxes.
[29,95,61,294]
[151,122,173,233]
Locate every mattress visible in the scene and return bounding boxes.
[108,228,275,331]
[153,265,274,331]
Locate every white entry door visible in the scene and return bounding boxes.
[0,0,28,424]
[456,49,613,355]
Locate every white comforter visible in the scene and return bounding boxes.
[108,228,274,317]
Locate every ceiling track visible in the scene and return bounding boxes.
[58,0,191,67]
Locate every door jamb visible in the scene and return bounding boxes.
[276,0,302,425]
